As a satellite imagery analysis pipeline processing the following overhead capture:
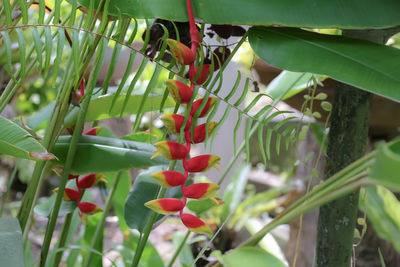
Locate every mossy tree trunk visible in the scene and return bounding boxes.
[314,28,400,267]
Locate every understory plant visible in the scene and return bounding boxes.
[1,1,400,267]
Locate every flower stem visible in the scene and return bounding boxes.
[167,231,190,267]
[83,172,122,267]
[130,188,167,267]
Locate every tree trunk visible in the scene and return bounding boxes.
[314,28,400,267]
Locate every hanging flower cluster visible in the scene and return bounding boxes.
[144,14,221,234]
[63,172,106,217]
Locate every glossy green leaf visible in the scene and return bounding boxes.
[121,132,159,143]
[34,194,76,217]
[52,135,168,173]
[249,27,400,102]
[76,0,400,28]
[172,232,193,266]
[0,116,54,160]
[124,166,182,233]
[222,247,286,267]
[360,186,400,253]
[82,213,103,267]
[266,71,325,100]
[0,218,25,267]
[118,231,164,267]
[221,164,250,221]
[106,171,131,232]
[64,93,175,126]
[368,138,400,191]
[186,198,220,216]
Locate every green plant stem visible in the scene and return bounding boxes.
[0,163,17,216]
[238,174,367,248]
[39,34,104,266]
[22,162,52,244]
[167,231,190,267]
[130,187,167,267]
[52,212,73,267]
[83,172,122,267]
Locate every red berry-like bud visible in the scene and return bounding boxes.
[77,173,107,189]
[150,171,186,188]
[190,98,217,118]
[183,183,220,199]
[180,213,213,234]
[64,188,81,201]
[186,155,220,173]
[161,114,187,135]
[83,126,101,136]
[166,39,196,65]
[145,198,185,214]
[151,141,189,160]
[165,80,193,104]
[78,202,103,214]
[192,122,218,144]
[190,64,211,85]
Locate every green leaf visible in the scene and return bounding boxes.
[52,135,168,173]
[368,138,400,191]
[265,71,323,100]
[249,27,400,102]
[186,198,220,216]
[221,164,251,221]
[0,116,54,160]
[0,218,25,267]
[82,213,103,267]
[64,93,175,126]
[360,186,400,253]
[222,247,286,267]
[172,232,194,266]
[76,0,400,28]
[106,171,131,232]
[119,231,164,267]
[27,101,55,130]
[124,166,181,233]
[121,132,159,143]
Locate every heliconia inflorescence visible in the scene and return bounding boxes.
[145,5,222,235]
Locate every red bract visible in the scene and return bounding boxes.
[77,173,106,189]
[190,64,211,85]
[183,183,220,199]
[64,188,81,201]
[78,202,102,214]
[145,198,185,214]
[165,79,193,104]
[180,213,212,234]
[151,171,186,188]
[83,126,101,136]
[190,98,217,118]
[152,141,189,160]
[166,39,196,65]
[192,122,218,144]
[161,114,186,135]
[68,174,79,180]
[186,155,220,172]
